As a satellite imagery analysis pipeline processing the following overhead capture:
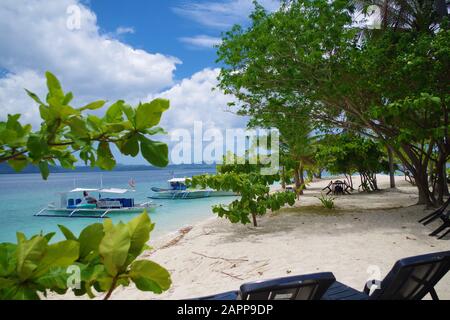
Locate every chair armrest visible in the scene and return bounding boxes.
[363,280,380,296]
[363,283,371,295]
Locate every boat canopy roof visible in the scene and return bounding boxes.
[168,178,187,183]
[68,188,132,194]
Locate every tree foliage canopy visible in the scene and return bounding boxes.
[216,0,450,205]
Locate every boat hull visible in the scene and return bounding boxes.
[148,190,237,199]
[36,205,158,218]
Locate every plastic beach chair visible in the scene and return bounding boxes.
[322,251,450,300]
[195,272,336,300]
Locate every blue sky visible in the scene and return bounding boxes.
[87,0,221,80]
[0,0,279,165]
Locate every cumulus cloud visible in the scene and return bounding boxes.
[0,70,46,126]
[150,68,246,132]
[147,68,248,165]
[0,1,248,164]
[0,0,180,128]
[179,35,222,49]
[173,0,280,28]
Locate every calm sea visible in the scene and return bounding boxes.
[0,167,236,243]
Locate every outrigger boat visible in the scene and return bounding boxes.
[35,187,159,218]
[149,178,237,200]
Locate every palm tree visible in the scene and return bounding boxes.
[353,0,448,32]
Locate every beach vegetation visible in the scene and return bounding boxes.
[316,134,390,192]
[190,168,296,227]
[0,72,169,180]
[0,211,171,300]
[316,194,336,210]
[216,0,449,206]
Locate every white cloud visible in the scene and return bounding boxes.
[0,70,46,126]
[150,68,246,132]
[0,1,248,165]
[173,0,280,28]
[115,26,135,35]
[0,0,180,128]
[179,35,222,49]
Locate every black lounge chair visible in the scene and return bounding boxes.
[429,211,450,239]
[196,272,336,300]
[419,197,450,225]
[322,251,450,300]
[419,198,450,239]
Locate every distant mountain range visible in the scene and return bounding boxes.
[0,163,216,174]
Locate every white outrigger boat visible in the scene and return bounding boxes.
[149,178,237,200]
[35,187,159,218]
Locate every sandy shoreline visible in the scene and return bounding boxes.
[59,175,450,300]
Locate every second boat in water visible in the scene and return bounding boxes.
[149,178,237,200]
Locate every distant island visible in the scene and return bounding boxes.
[0,163,216,174]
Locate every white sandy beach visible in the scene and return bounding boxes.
[57,174,450,300]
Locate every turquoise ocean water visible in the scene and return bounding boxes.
[0,167,236,243]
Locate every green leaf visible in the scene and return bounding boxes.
[39,161,50,180]
[45,72,64,100]
[63,92,74,105]
[8,157,28,172]
[1,285,40,300]
[0,277,16,289]
[39,105,52,122]
[43,232,56,243]
[25,89,44,105]
[99,222,131,276]
[97,141,116,170]
[145,127,167,135]
[105,100,124,122]
[119,135,140,157]
[27,135,47,159]
[126,211,154,259]
[135,99,169,130]
[121,104,135,124]
[15,235,47,281]
[78,223,104,261]
[33,240,79,278]
[129,260,171,294]
[139,136,169,167]
[34,267,69,292]
[0,243,17,277]
[79,100,106,112]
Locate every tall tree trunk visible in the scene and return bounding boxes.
[293,166,303,196]
[435,156,449,205]
[252,212,257,227]
[299,163,305,189]
[281,165,286,190]
[443,161,449,197]
[344,173,353,190]
[387,147,396,188]
[414,171,434,206]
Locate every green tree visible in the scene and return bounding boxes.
[0,72,169,179]
[316,133,390,191]
[191,162,295,227]
[216,0,449,205]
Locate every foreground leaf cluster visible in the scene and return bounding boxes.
[0,72,169,179]
[0,211,171,300]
